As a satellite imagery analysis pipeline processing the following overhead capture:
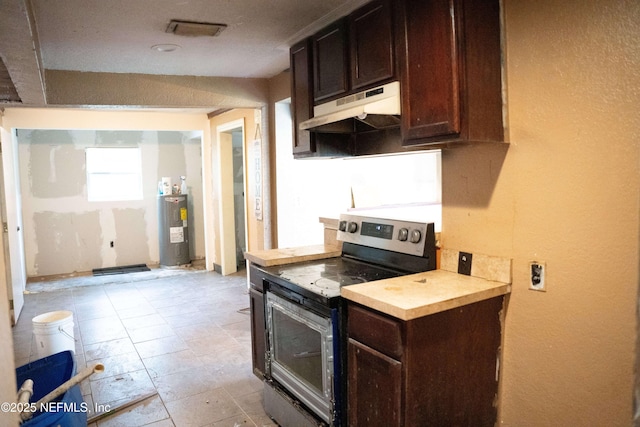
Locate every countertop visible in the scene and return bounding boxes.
[244,244,342,267]
[341,269,511,321]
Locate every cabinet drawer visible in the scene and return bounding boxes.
[348,303,403,360]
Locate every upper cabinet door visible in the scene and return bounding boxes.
[398,0,461,142]
[398,0,503,146]
[313,19,349,102]
[349,0,395,91]
[290,39,315,155]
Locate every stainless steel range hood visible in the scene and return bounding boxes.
[299,81,401,133]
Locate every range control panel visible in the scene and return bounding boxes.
[337,214,435,257]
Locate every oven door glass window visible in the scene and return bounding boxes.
[266,292,333,423]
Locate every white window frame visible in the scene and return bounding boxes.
[86,147,143,202]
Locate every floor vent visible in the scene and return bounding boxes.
[92,264,150,276]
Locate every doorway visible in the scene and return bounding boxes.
[216,119,247,275]
[0,127,26,325]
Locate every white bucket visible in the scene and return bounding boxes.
[32,310,75,358]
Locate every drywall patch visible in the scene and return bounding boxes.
[113,208,149,266]
[96,130,143,147]
[24,130,86,198]
[157,131,188,183]
[33,211,102,276]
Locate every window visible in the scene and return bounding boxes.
[86,147,143,201]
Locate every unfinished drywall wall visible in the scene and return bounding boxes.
[27,130,85,198]
[33,211,102,274]
[113,208,148,267]
[17,129,204,277]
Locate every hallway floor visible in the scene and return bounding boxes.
[12,268,277,427]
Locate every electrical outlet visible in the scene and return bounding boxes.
[458,252,473,276]
[529,261,546,291]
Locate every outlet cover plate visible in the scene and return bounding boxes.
[458,252,473,276]
[529,261,546,291]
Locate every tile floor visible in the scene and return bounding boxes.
[12,267,277,427]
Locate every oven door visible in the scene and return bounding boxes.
[265,291,334,424]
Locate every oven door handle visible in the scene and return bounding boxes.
[289,293,304,304]
[293,350,321,359]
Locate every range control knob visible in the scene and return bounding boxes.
[347,221,358,233]
[409,229,422,243]
[338,220,347,232]
[398,228,409,241]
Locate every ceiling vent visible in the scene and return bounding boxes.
[166,20,227,37]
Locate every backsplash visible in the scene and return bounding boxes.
[440,249,512,284]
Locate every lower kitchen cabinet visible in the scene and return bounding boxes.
[348,339,402,426]
[347,296,504,426]
[248,263,266,378]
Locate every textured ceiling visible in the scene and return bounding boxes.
[0,0,370,107]
[0,57,20,103]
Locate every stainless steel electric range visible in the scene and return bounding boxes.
[251,213,437,427]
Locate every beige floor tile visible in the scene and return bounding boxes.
[134,335,189,359]
[81,322,129,346]
[116,303,158,319]
[165,388,244,426]
[14,269,268,427]
[151,368,211,403]
[85,337,137,362]
[89,352,146,381]
[94,394,170,427]
[143,349,203,379]
[121,313,167,330]
[90,369,156,407]
[128,324,177,344]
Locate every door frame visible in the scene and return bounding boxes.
[216,119,247,275]
[0,127,26,324]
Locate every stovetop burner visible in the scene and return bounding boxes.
[314,274,367,289]
[264,257,403,299]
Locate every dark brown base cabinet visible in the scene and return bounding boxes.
[347,297,505,426]
[249,264,266,378]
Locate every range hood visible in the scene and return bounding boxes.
[299,81,401,133]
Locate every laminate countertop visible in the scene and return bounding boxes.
[341,269,511,321]
[244,244,342,267]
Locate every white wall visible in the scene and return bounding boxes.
[0,113,19,427]
[275,101,349,247]
[274,100,442,248]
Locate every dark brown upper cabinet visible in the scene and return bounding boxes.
[313,0,396,104]
[312,19,349,102]
[290,38,315,155]
[397,0,503,146]
[349,0,395,91]
[290,37,353,159]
